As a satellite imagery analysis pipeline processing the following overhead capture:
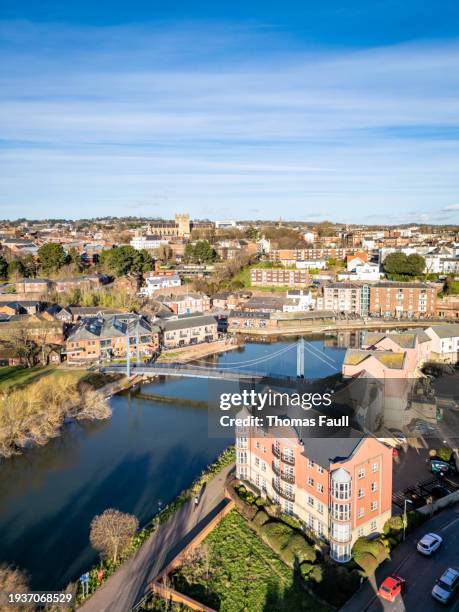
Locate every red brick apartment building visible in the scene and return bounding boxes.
[369,282,436,318]
[236,427,392,563]
[250,268,310,287]
[270,247,352,263]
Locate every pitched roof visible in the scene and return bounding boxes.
[161,314,217,332]
[344,349,406,369]
[300,433,365,468]
[429,324,459,339]
[363,330,430,349]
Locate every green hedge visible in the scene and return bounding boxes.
[253,509,270,527]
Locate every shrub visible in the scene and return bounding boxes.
[308,564,324,582]
[436,446,453,462]
[300,562,314,578]
[281,533,316,565]
[252,510,270,528]
[255,497,267,508]
[280,513,302,531]
[407,510,426,531]
[383,515,403,535]
[352,537,387,563]
[353,552,378,576]
[260,521,294,553]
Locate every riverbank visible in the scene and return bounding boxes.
[77,449,235,610]
[230,318,433,337]
[156,338,242,364]
[0,366,121,459]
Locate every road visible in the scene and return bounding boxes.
[341,504,459,612]
[79,464,234,612]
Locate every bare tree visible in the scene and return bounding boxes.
[4,328,39,367]
[0,564,29,611]
[90,509,139,564]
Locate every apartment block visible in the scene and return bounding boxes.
[369,282,436,318]
[236,427,392,563]
[322,282,367,315]
[250,268,310,288]
[270,247,351,264]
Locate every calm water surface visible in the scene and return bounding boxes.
[0,339,344,589]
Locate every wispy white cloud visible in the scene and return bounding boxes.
[0,21,458,221]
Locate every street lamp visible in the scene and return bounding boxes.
[403,499,413,541]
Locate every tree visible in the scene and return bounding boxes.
[99,246,152,277]
[184,241,217,264]
[131,249,153,274]
[155,244,173,264]
[7,259,26,280]
[0,255,7,279]
[90,509,139,564]
[38,243,67,274]
[0,564,29,609]
[245,226,258,240]
[384,252,425,278]
[68,247,83,271]
[21,254,38,277]
[5,329,39,367]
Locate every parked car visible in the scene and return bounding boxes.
[430,459,455,476]
[432,568,459,604]
[389,429,407,444]
[378,574,406,602]
[417,533,443,555]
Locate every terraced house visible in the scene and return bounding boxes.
[236,425,392,563]
[160,313,218,349]
[65,314,160,362]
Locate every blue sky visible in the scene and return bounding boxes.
[1,1,459,223]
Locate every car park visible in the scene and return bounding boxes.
[378,574,406,602]
[430,459,455,476]
[417,533,443,555]
[432,568,459,604]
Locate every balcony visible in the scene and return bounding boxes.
[271,445,295,465]
[272,479,295,502]
[272,462,295,484]
[282,453,295,466]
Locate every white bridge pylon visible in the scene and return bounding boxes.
[296,337,305,379]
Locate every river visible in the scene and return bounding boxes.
[0,337,345,590]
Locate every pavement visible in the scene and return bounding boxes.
[78,464,234,612]
[340,503,459,612]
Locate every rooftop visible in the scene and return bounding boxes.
[344,349,406,369]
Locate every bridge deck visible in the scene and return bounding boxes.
[102,363,262,381]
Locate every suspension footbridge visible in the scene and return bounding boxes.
[102,337,339,381]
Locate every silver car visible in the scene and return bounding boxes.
[417,532,443,555]
[432,568,459,604]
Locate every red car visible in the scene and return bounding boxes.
[378,574,406,602]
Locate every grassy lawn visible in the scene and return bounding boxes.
[171,510,327,612]
[0,366,119,392]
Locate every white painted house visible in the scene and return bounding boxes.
[425,324,459,364]
[139,274,181,296]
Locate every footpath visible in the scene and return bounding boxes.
[79,464,234,612]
